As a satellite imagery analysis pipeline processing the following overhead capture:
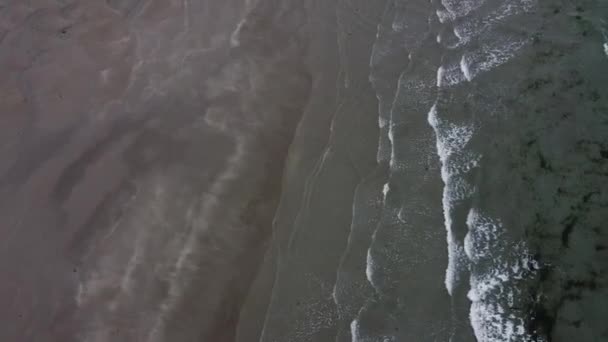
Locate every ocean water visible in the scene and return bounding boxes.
[253,0,608,341]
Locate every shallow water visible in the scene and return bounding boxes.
[257,0,608,341]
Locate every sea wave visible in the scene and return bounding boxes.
[429,0,539,340]
[465,209,541,342]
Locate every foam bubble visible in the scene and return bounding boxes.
[464,210,501,262]
[444,229,468,295]
[388,124,396,169]
[382,183,390,199]
[428,116,476,180]
[365,248,376,289]
[441,177,475,294]
[436,9,453,24]
[444,151,481,178]
[465,208,541,342]
[445,177,476,201]
[428,104,478,295]
[230,19,246,47]
[379,117,389,128]
[461,37,529,81]
[350,319,361,341]
[441,0,486,20]
[460,55,473,81]
[452,0,532,45]
[469,273,540,342]
[437,63,467,87]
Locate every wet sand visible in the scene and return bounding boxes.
[1,0,311,341]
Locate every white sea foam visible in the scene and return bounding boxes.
[444,228,467,295]
[370,42,393,70]
[445,177,476,201]
[392,16,407,32]
[351,318,396,342]
[461,37,529,81]
[379,116,389,128]
[469,271,538,342]
[451,0,534,46]
[444,150,481,177]
[430,65,482,299]
[427,105,476,180]
[427,104,480,295]
[230,19,247,47]
[377,125,391,164]
[465,209,541,342]
[351,319,361,342]
[365,173,385,290]
[460,55,473,81]
[604,43,608,58]
[332,180,366,306]
[441,177,475,294]
[438,124,475,160]
[365,248,376,290]
[364,183,391,293]
[436,63,467,87]
[388,123,396,169]
[430,1,539,337]
[382,183,390,199]
[441,0,486,21]
[435,9,452,24]
[463,211,500,262]
[373,80,393,164]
